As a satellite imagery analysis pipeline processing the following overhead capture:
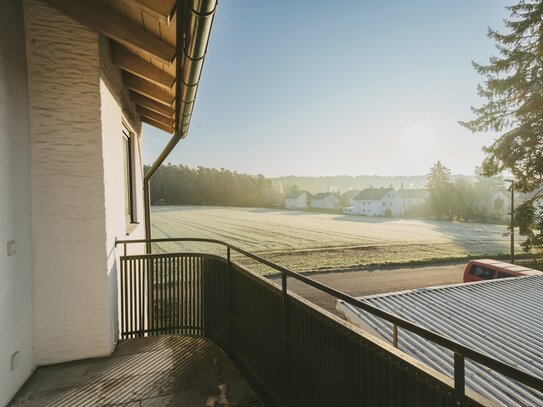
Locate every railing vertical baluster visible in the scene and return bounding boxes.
[129,258,133,338]
[195,256,199,333]
[164,255,168,334]
[454,353,465,405]
[138,257,142,336]
[175,254,179,333]
[282,271,289,406]
[169,255,173,334]
[171,255,175,334]
[134,257,138,336]
[195,256,198,334]
[198,256,202,333]
[183,255,187,334]
[227,246,232,350]
[141,257,145,336]
[149,257,154,335]
[194,256,197,334]
[189,256,193,335]
[120,256,125,339]
[161,256,165,334]
[133,257,137,338]
[157,256,160,334]
[190,256,194,335]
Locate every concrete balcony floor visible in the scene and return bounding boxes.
[11,335,263,407]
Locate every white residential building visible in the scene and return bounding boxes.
[285,191,309,209]
[311,193,340,209]
[398,189,429,211]
[341,190,362,207]
[489,190,511,220]
[353,188,404,217]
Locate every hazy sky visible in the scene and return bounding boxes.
[143,0,511,177]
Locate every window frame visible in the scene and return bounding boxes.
[122,125,136,225]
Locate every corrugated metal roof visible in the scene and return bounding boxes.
[337,276,543,406]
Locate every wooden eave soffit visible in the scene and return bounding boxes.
[44,0,178,134]
[124,0,176,24]
[44,0,175,64]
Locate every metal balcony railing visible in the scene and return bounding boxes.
[116,238,543,406]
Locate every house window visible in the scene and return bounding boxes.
[122,127,135,224]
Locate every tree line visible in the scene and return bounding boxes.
[424,162,506,222]
[148,164,280,207]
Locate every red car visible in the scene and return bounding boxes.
[463,259,543,283]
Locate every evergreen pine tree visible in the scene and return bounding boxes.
[460,0,543,250]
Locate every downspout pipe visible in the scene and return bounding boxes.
[144,0,217,252]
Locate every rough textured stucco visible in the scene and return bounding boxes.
[0,2,36,405]
[98,37,145,348]
[23,0,144,365]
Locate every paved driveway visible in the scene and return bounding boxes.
[269,262,466,316]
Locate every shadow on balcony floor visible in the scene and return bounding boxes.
[10,335,263,407]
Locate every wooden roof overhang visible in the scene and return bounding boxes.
[44,0,218,245]
[44,0,215,137]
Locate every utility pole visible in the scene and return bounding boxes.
[510,183,514,263]
[505,179,515,263]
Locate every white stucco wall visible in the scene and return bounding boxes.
[285,193,307,209]
[98,37,145,346]
[354,191,404,216]
[387,191,404,216]
[23,0,144,365]
[0,2,36,404]
[354,199,382,216]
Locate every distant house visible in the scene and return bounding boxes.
[398,189,428,210]
[341,190,362,207]
[285,191,309,209]
[353,188,404,216]
[489,190,510,219]
[476,189,511,220]
[311,193,340,209]
[518,187,543,217]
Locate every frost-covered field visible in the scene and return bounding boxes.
[151,206,517,274]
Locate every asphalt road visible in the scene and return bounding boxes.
[268,262,466,316]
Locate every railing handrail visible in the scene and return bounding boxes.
[115,237,543,394]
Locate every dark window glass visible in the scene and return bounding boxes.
[469,265,495,279]
[122,129,135,223]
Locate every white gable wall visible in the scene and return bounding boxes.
[354,191,404,216]
[285,192,307,209]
